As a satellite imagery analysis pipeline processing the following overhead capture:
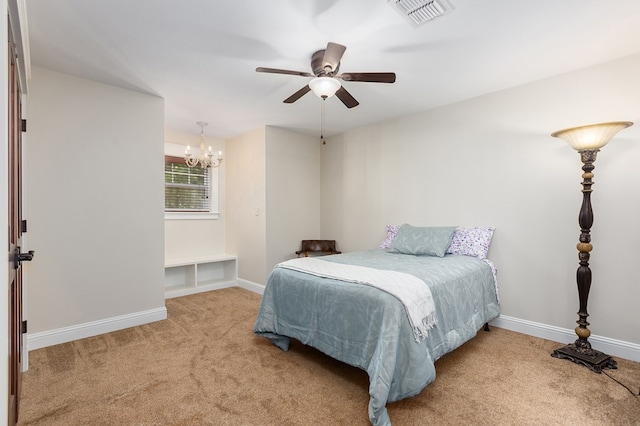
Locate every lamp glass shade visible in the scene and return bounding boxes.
[551,121,633,151]
[309,77,341,99]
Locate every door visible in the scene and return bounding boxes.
[7,22,23,425]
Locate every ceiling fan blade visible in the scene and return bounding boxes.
[338,72,396,83]
[335,86,359,108]
[322,42,347,72]
[283,85,312,103]
[256,67,314,77]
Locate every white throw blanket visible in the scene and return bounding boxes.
[276,257,437,342]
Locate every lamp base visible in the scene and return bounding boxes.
[551,342,617,373]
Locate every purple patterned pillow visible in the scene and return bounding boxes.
[378,224,400,249]
[446,227,495,259]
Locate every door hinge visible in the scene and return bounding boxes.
[21,219,27,233]
[22,320,27,334]
[21,119,27,132]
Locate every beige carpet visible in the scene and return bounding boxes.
[18,287,640,425]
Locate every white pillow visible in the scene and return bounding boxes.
[378,224,400,249]
[446,227,495,259]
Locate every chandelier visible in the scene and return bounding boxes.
[184,121,223,168]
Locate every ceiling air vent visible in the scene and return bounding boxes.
[387,0,455,27]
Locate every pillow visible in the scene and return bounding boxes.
[388,224,458,257]
[378,224,400,249]
[446,226,495,259]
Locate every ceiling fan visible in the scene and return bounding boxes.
[256,42,396,108]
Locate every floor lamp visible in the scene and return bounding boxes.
[550,121,633,373]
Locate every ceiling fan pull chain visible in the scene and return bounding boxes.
[320,100,324,143]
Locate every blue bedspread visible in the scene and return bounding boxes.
[254,250,500,425]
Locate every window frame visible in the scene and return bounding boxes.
[164,154,219,220]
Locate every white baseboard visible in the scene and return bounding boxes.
[236,282,640,362]
[26,292,637,367]
[27,307,167,352]
[27,281,261,354]
[165,280,238,299]
[490,315,640,362]
[236,278,265,295]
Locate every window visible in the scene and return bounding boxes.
[165,155,218,218]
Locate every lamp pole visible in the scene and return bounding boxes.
[550,121,633,373]
[551,150,616,373]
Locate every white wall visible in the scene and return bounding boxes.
[226,127,267,285]
[265,126,322,269]
[164,129,226,261]
[25,67,166,337]
[226,126,322,286]
[321,53,640,348]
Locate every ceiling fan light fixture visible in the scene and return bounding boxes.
[309,77,341,99]
[388,0,455,27]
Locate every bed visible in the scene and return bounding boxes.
[254,225,500,425]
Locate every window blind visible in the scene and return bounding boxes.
[164,156,211,212]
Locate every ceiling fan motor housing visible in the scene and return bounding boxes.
[311,50,340,77]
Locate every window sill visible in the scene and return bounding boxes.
[165,212,220,220]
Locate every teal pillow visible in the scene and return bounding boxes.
[389,224,458,257]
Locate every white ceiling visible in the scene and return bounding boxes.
[24,0,640,139]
